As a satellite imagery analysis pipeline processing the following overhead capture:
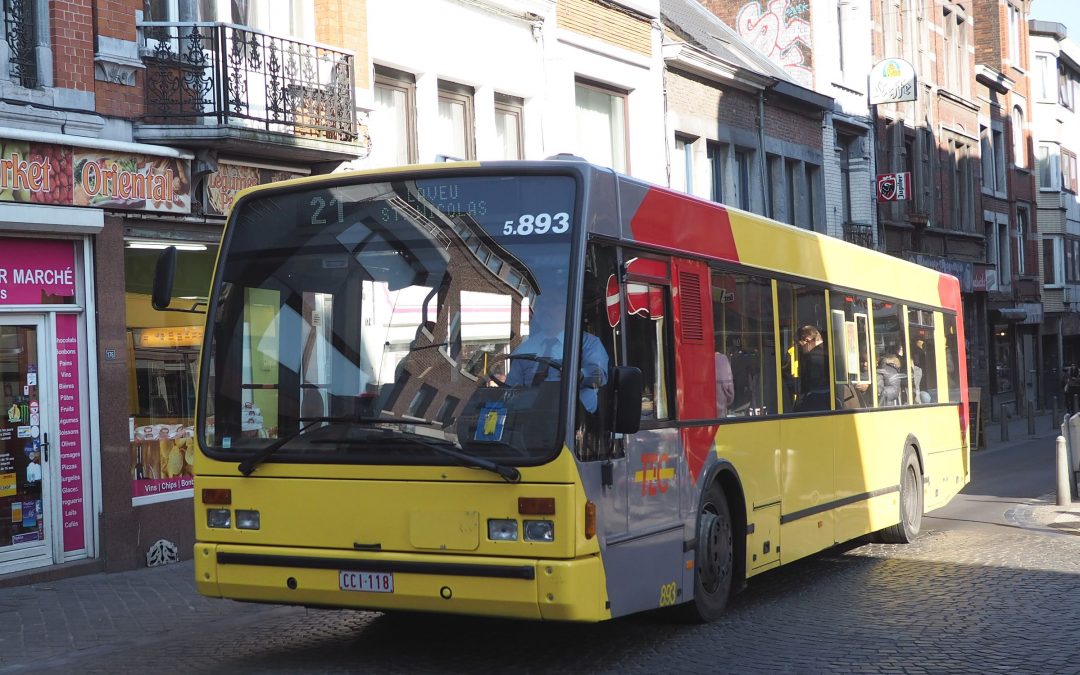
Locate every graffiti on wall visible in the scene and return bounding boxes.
[735,0,813,88]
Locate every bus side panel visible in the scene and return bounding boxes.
[714,420,782,573]
[778,417,836,564]
[601,527,689,618]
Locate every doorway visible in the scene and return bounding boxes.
[0,316,56,572]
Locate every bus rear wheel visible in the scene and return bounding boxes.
[678,482,733,622]
[880,448,923,544]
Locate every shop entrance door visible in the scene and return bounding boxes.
[0,316,55,571]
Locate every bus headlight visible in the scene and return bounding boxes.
[235,510,260,530]
[523,520,554,542]
[207,509,231,528]
[488,519,518,541]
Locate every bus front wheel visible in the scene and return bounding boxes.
[880,447,923,544]
[679,482,733,622]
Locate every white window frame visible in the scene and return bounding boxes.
[1038,143,1061,191]
[1016,203,1030,276]
[1007,3,1021,69]
[1011,103,1027,169]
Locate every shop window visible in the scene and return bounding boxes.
[125,240,217,500]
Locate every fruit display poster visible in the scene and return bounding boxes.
[0,238,77,305]
[0,139,191,214]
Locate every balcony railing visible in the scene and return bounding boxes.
[139,22,356,143]
[842,222,876,250]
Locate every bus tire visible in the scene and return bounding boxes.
[880,447,923,544]
[678,481,733,622]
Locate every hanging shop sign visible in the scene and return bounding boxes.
[0,139,190,214]
[876,172,911,202]
[204,161,304,216]
[869,58,917,105]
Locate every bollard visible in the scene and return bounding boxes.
[1057,435,1072,506]
[1028,403,1036,436]
[1000,403,1009,443]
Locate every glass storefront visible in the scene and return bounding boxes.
[124,240,218,502]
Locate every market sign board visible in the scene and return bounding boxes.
[869,58,917,105]
[0,238,77,305]
[204,161,305,216]
[876,172,911,202]
[0,139,190,214]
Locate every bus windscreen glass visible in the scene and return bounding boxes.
[202,174,577,468]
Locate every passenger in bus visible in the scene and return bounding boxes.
[877,350,904,406]
[794,325,830,412]
[504,299,609,413]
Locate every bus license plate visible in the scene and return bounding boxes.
[339,570,394,593]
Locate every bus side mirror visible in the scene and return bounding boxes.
[152,246,177,310]
[611,366,642,434]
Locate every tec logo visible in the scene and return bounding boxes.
[634,452,675,496]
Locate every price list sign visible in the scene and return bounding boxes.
[56,314,84,552]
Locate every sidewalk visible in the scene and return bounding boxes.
[977,408,1080,537]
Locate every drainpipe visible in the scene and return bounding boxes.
[758,89,770,218]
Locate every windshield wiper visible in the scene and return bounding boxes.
[237,416,348,476]
[394,432,522,483]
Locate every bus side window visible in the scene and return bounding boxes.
[625,283,672,422]
[712,269,774,417]
[578,243,620,461]
[872,299,908,407]
[777,282,830,413]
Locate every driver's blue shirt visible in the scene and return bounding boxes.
[504,331,608,413]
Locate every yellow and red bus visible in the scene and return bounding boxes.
[162,158,968,622]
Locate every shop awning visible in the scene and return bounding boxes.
[0,202,103,234]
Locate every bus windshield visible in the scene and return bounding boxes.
[201,173,578,468]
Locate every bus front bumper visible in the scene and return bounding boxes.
[194,543,609,622]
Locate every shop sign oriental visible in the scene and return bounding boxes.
[0,138,190,214]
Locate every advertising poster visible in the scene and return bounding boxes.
[204,161,303,216]
[130,423,195,500]
[0,139,191,214]
[56,314,84,552]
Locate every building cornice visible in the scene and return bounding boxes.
[975,64,1015,94]
[661,41,772,93]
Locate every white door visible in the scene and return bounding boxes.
[0,315,57,573]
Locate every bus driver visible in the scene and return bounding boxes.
[504,299,609,413]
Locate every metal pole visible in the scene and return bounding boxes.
[1057,435,1071,506]
[1053,396,1059,432]
[1000,403,1008,443]
[1028,403,1035,436]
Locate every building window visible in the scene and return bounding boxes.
[987,219,1012,290]
[373,66,417,166]
[1060,62,1076,110]
[1038,143,1061,191]
[943,7,968,96]
[804,163,820,231]
[494,93,524,160]
[4,0,39,88]
[1011,105,1026,169]
[1064,149,1079,193]
[673,135,694,194]
[1044,237,1061,286]
[784,159,799,227]
[1016,204,1030,276]
[1068,239,1080,283]
[575,79,628,173]
[733,148,752,212]
[949,137,975,231]
[436,81,475,161]
[1007,3,1021,68]
[707,142,724,203]
[1035,54,1055,101]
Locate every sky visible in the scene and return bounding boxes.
[1030,0,1080,35]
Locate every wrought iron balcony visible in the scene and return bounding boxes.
[137,22,359,162]
[842,222,877,250]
